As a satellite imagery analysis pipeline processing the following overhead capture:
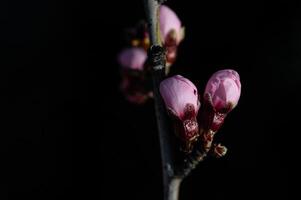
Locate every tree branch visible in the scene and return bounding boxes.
[143,0,160,45]
[181,141,208,177]
[180,129,218,177]
[143,0,220,199]
[143,1,182,200]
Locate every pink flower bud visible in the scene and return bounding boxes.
[199,69,241,132]
[159,5,185,67]
[159,5,184,45]
[160,75,200,119]
[205,69,241,112]
[160,75,200,152]
[118,47,152,104]
[117,47,147,71]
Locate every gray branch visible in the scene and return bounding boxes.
[143,1,183,200]
[143,0,214,199]
[143,0,160,45]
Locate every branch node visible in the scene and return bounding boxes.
[148,45,166,70]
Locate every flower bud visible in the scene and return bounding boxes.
[205,69,241,112]
[200,69,241,132]
[160,75,200,152]
[117,47,147,71]
[159,5,185,67]
[159,5,184,45]
[118,47,152,104]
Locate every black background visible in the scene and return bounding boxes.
[1,0,296,199]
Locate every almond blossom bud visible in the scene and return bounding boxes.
[117,47,152,104]
[117,47,147,71]
[159,5,185,67]
[200,69,241,132]
[159,5,184,45]
[160,75,200,152]
[205,69,241,112]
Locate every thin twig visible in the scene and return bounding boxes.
[181,141,208,177]
[181,129,216,177]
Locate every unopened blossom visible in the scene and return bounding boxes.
[205,69,241,112]
[118,47,152,104]
[159,5,185,67]
[200,69,241,132]
[117,47,147,71]
[124,6,184,69]
[159,5,184,45]
[160,75,200,152]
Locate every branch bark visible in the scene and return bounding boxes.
[143,0,214,199]
[143,1,182,200]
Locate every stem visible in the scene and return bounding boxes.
[143,0,212,199]
[143,0,181,200]
[166,177,182,200]
[150,46,177,198]
[182,142,208,177]
[143,0,161,45]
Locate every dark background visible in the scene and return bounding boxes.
[1,0,296,199]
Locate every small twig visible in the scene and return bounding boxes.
[181,142,208,178]
[180,128,227,177]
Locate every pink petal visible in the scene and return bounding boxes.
[160,75,199,119]
[117,47,147,71]
[205,69,241,110]
[159,5,182,43]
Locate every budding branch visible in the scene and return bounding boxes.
[143,0,212,200]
